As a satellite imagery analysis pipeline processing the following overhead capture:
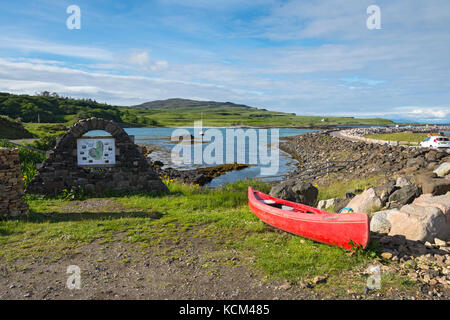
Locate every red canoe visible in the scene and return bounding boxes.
[248,187,370,250]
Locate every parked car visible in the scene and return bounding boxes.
[419,135,450,148]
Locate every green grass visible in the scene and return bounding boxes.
[364,132,428,143]
[0,116,34,139]
[0,178,381,281]
[22,123,68,139]
[317,175,384,201]
[0,178,421,295]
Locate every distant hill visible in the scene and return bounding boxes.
[130,98,395,127]
[132,98,256,110]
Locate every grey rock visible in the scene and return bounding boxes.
[388,184,421,208]
[396,177,411,188]
[270,179,318,206]
[346,188,382,214]
[434,162,450,178]
[370,210,395,233]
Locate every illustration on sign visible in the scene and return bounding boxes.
[77,138,116,165]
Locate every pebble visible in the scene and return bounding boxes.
[434,238,447,247]
[312,275,328,284]
[278,282,292,291]
[381,252,393,260]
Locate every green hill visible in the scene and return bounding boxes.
[0,116,34,139]
[131,98,395,127]
[132,98,256,110]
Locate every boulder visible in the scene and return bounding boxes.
[406,157,426,169]
[346,188,382,214]
[370,209,397,233]
[387,184,421,208]
[374,180,398,204]
[270,179,318,206]
[317,198,337,210]
[413,192,450,226]
[345,192,356,199]
[396,177,411,188]
[387,204,449,242]
[421,178,450,196]
[433,162,450,177]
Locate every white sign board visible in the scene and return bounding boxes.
[77,138,115,165]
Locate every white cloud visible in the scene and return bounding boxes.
[0,37,113,61]
[410,108,448,119]
[128,51,151,66]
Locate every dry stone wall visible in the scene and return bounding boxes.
[26,118,168,195]
[0,147,29,217]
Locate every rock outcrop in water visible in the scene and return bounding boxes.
[154,162,250,186]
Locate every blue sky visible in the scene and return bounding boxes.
[0,0,449,123]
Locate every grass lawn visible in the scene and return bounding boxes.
[22,123,68,139]
[363,132,428,143]
[0,178,418,296]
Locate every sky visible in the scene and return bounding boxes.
[0,0,449,123]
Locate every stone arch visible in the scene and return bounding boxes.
[26,118,168,195]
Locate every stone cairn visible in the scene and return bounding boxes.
[0,148,29,217]
[26,118,168,195]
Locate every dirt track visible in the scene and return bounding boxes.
[0,237,315,300]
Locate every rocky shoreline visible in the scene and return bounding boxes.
[280,130,450,184]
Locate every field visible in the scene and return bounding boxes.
[364,132,428,143]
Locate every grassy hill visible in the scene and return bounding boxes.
[0,116,34,139]
[131,98,394,127]
[133,98,256,110]
[0,92,396,140]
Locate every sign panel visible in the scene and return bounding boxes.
[77,138,115,165]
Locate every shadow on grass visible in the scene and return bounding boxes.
[1,210,165,224]
[25,189,173,201]
[0,228,16,236]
